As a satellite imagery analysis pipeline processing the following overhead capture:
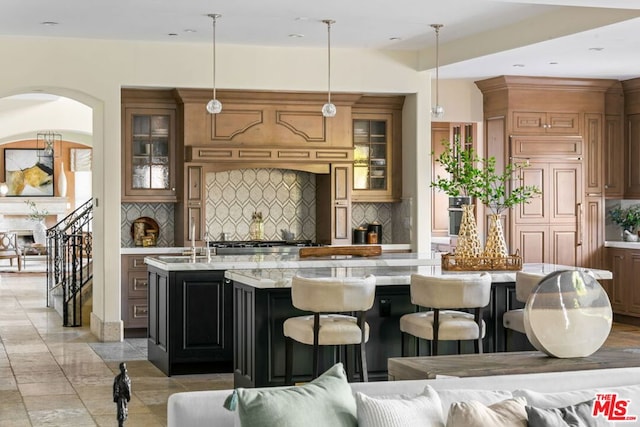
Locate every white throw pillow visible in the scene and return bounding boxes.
[446,397,528,427]
[437,388,513,421]
[355,385,445,427]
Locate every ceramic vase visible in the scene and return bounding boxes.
[33,220,47,245]
[58,161,68,197]
[484,214,509,258]
[455,204,482,258]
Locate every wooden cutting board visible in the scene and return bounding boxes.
[298,245,382,258]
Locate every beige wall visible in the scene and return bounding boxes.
[0,35,480,340]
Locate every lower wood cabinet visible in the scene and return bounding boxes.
[606,248,640,318]
[121,254,152,333]
[147,267,233,376]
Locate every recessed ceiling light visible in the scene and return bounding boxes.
[513,64,525,67]
[295,17,309,21]
[184,29,197,33]
[389,37,402,41]
[549,61,558,65]
[288,33,304,38]
[168,33,178,37]
[41,21,59,26]
[589,47,604,51]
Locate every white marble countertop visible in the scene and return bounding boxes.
[120,247,186,255]
[225,263,612,289]
[144,252,440,271]
[604,241,640,249]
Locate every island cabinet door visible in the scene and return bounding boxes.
[170,271,233,366]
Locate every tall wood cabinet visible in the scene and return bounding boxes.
[476,76,618,268]
[316,163,352,245]
[121,90,177,203]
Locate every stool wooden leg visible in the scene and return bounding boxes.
[285,336,293,385]
[312,313,320,379]
[359,342,368,382]
[432,309,440,356]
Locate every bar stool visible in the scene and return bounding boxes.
[503,271,546,335]
[400,273,491,356]
[283,274,376,384]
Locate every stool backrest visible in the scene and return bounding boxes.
[291,275,376,313]
[515,271,546,303]
[410,273,491,309]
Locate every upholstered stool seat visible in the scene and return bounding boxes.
[284,314,370,345]
[400,273,491,356]
[284,275,376,384]
[502,271,546,335]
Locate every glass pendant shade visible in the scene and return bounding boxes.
[206,99,222,114]
[431,105,444,119]
[322,102,337,117]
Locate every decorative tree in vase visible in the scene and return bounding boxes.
[476,157,541,261]
[431,136,484,258]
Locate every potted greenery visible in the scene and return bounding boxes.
[609,205,640,241]
[476,157,541,257]
[431,136,484,257]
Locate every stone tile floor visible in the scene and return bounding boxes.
[0,273,233,426]
[0,271,638,426]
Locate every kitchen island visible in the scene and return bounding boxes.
[144,253,611,382]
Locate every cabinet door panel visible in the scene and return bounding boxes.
[431,124,451,237]
[584,113,603,194]
[549,225,579,267]
[551,163,582,223]
[604,114,624,197]
[608,249,627,314]
[626,115,640,197]
[516,165,547,223]
[513,226,548,264]
[628,252,640,315]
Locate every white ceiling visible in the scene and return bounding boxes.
[2,0,640,80]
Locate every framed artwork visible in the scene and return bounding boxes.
[4,149,54,196]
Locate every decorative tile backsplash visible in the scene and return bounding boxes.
[121,203,174,247]
[120,170,411,246]
[205,169,316,241]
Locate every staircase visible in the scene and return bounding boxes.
[46,198,93,327]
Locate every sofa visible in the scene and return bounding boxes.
[168,364,640,426]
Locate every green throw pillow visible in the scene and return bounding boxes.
[224,363,357,427]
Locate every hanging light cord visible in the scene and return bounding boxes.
[326,20,332,104]
[211,15,218,101]
[434,24,440,108]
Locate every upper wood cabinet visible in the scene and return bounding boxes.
[623,79,640,198]
[604,83,624,198]
[351,96,404,203]
[512,111,580,135]
[584,113,603,195]
[122,90,177,203]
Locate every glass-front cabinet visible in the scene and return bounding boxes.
[352,112,399,202]
[123,107,176,202]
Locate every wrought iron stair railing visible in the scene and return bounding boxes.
[46,198,93,327]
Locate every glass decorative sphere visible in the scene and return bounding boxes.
[206,99,222,114]
[523,270,612,358]
[322,102,337,117]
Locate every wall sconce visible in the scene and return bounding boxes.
[36,131,61,158]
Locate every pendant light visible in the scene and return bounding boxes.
[431,24,444,119]
[206,13,222,114]
[321,19,337,118]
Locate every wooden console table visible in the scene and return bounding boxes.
[388,348,640,380]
